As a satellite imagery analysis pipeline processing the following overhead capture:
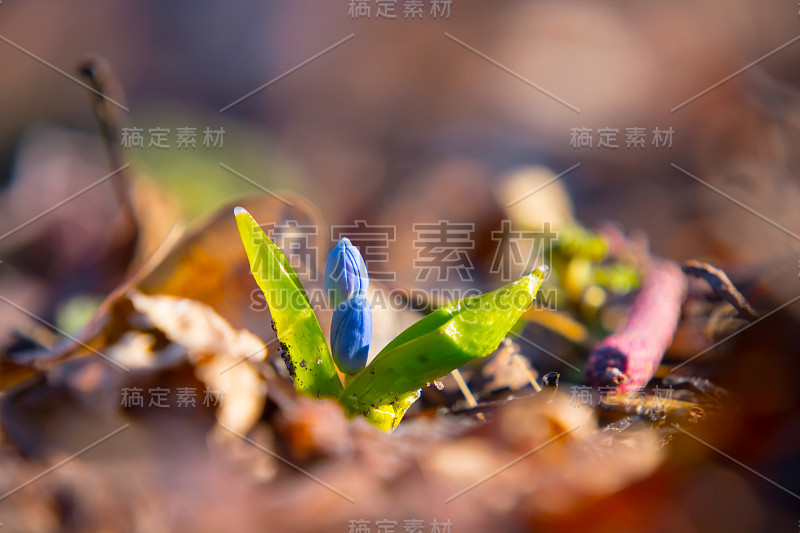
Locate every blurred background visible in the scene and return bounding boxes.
[1,0,800,531]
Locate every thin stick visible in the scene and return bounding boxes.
[513,354,542,392]
[682,260,758,321]
[450,369,485,421]
[77,55,136,225]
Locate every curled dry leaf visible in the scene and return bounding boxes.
[127,291,268,438]
[1,193,326,381]
[136,193,328,340]
[3,289,276,449]
[481,338,540,394]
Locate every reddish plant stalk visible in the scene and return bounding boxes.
[585,260,687,393]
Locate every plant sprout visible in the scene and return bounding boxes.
[234,206,549,431]
[325,238,372,375]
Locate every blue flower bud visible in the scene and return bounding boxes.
[325,237,369,308]
[330,294,372,375]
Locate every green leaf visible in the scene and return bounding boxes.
[234,207,343,398]
[364,390,421,431]
[340,266,549,422]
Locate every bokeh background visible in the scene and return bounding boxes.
[1,1,800,531]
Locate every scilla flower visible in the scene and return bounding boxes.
[325,237,369,308]
[330,294,372,374]
[325,237,372,375]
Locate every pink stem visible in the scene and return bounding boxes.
[585,260,687,393]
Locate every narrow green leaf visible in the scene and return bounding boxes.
[340,266,549,419]
[234,207,343,398]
